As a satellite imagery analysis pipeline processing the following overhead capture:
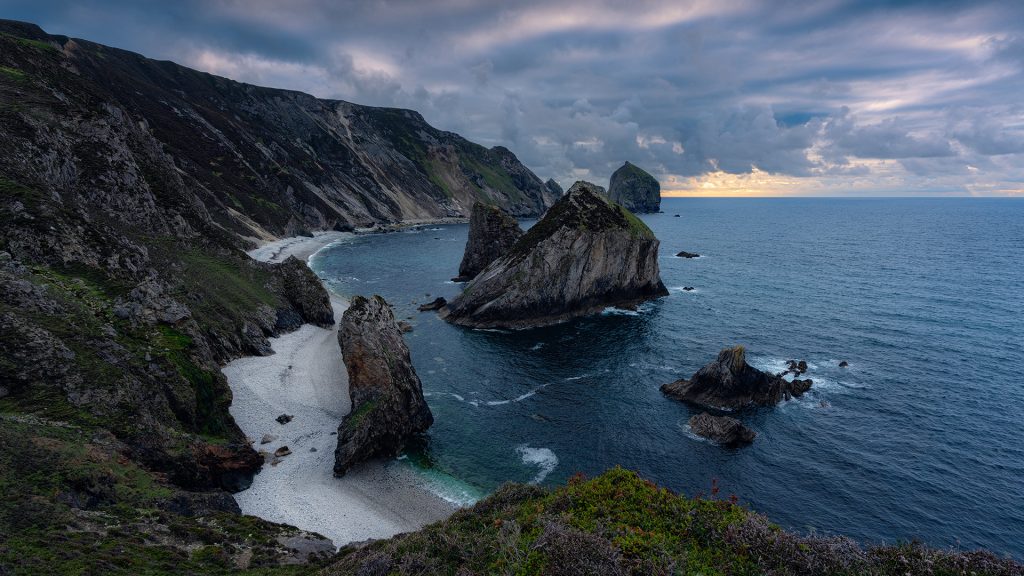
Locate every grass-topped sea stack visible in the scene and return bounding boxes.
[440,181,669,329]
[334,295,433,476]
[607,161,661,213]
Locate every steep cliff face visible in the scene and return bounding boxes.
[0,20,554,243]
[454,202,524,281]
[334,295,433,476]
[661,346,812,409]
[441,181,669,329]
[607,162,661,213]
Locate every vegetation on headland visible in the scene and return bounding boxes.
[326,467,1020,575]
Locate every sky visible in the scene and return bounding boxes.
[5,0,1024,196]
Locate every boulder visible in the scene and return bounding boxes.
[454,202,524,282]
[418,297,446,311]
[275,414,293,425]
[334,295,433,476]
[839,360,849,368]
[689,412,756,446]
[441,181,669,329]
[273,446,292,457]
[661,346,812,409]
[607,162,660,213]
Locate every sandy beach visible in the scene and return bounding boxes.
[224,233,457,547]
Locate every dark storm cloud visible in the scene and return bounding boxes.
[6,0,1024,195]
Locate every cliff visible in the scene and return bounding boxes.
[454,202,524,281]
[441,181,668,329]
[607,161,661,213]
[334,295,433,476]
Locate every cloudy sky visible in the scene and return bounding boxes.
[7,1,1024,196]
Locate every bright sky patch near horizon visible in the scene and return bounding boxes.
[7,0,1024,197]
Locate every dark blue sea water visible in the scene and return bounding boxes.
[310,198,1024,559]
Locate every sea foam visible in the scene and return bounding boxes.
[516,445,558,484]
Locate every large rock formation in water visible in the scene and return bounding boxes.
[334,295,433,476]
[661,346,812,409]
[440,181,669,329]
[607,162,661,213]
[545,178,564,198]
[454,202,524,282]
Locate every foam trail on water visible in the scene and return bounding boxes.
[516,445,558,484]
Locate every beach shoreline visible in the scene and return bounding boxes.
[224,232,458,548]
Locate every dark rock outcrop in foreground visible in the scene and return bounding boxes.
[689,412,756,446]
[334,295,433,476]
[324,468,1022,576]
[441,181,669,329]
[454,202,524,281]
[661,346,811,409]
[607,161,661,213]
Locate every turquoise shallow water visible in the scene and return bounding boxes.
[310,198,1024,558]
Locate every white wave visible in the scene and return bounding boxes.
[602,307,639,316]
[486,400,510,406]
[565,375,586,381]
[514,390,538,402]
[473,328,510,333]
[530,342,545,351]
[516,445,558,484]
[679,420,713,444]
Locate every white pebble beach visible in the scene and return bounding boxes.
[223,232,457,548]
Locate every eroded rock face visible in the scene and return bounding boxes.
[661,346,811,409]
[607,162,660,213]
[689,412,756,446]
[441,181,668,329]
[274,256,334,328]
[454,203,524,281]
[334,295,433,476]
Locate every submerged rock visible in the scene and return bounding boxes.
[441,181,668,329]
[334,295,433,476]
[676,251,700,258]
[607,162,660,213]
[839,360,849,368]
[454,202,524,282]
[661,346,811,409]
[689,412,756,446]
[275,414,293,425]
[418,297,447,311]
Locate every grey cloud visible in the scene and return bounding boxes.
[6,0,1024,194]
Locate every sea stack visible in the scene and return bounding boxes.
[440,181,669,329]
[607,162,660,213]
[453,202,524,282]
[661,346,812,409]
[545,178,564,198]
[333,295,433,476]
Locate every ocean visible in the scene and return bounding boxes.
[309,197,1024,559]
